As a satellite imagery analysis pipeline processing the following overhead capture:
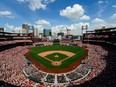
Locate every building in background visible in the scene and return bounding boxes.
[34,28,39,37]
[43,29,51,37]
[33,27,44,37]
[67,29,71,35]
[39,33,43,37]
[0,27,4,32]
[22,23,30,34]
[19,29,27,36]
[57,32,64,37]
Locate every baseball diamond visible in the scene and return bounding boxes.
[25,45,88,73]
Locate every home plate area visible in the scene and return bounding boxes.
[38,50,75,66]
[52,61,62,66]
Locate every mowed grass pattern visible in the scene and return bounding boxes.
[29,45,85,69]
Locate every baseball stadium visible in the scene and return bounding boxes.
[0,0,116,87]
[0,26,116,87]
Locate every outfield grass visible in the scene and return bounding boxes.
[29,45,85,69]
[30,45,83,53]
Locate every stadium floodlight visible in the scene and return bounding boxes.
[81,25,88,36]
[81,25,88,44]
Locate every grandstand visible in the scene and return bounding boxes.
[83,27,116,45]
[0,27,116,87]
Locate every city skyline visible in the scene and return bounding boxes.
[0,0,116,35]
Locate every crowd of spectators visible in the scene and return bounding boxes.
[0,46,38,86]
[0,41,115,87]
[34,41,53,46]
[85,44,108,76]
[60,40,82,47]
[22,60,92,86]
[57,74,67,83]
[66,64,91,82]
[0,40,32,46]
[78,43,116,87]
[23,65,47,81]
[45,74,55,83]
[84,34,109,39]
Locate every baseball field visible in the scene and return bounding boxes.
[28,45,86,70]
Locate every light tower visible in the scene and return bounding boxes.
[81,25,88,36]
[81,25,88,45]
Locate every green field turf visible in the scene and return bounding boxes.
[29,45,85,69]
[45,52,68,61]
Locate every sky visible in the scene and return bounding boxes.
[0,0,116,35]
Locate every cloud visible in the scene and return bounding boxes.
[33,25,44,33]
[12,27,23,33]
[0,11,15,19]
[6,16,15,19]
[29,0,46,11]
[92,18,105,23]
[90,17,116,30]
[98,0,108,4]
[4,23,14,32]
[108,23,116,27]
[0,11,12,16]
[4,23,27,33]
[52,22,89,35]
[17,0,25,3]
[98,1,103,17]
[97,0,108,17]
[4,23,26,33]
[80,15,90,20]
[5,23,14,29]
[17,0,46,10]
[110,13,116,19]
[35,20,51,27]
[68,22,89,35]
[98,0,104,4]
[17,0,55,11]
[91,18,108,30]
[98,9,104,17]
[112,5,116,8]
[60,4,84,20]
[90,22,116,31]
[44,0,55,4]
[51,25,66,33]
